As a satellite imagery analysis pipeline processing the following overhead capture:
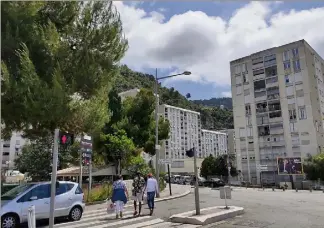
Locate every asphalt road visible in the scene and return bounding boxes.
[152,187,324,228]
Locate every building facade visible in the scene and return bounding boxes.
[231,40,324,185]
[201,129,227,157]
[158,104,202,174]
[220,129,236,165]
[1,132,28,170]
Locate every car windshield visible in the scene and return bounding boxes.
[1,183,35,201]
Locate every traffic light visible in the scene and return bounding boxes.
[59,131,74,146]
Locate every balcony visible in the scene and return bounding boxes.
[270,123,284,135]
[256,102,268,113]
[265,65,278,77]
[255,91,267,102]
[258,125,270,136]
[272,140,285,147]
[267,93,280,101]
[266,76,278,88]
[253,69,265,80]
[268,102,281,112]
[264,55,277,68]
[257,115,269,125]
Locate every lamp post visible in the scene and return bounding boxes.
[154,69,191,197]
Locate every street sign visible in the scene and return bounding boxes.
[81,135,92,166]
[159,159,173,164]
[257,164,268,171]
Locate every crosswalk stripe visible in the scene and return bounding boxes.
[82,210,133,219]
[76,215,151,228]
[141,221,173,228]
[124,218,164,228]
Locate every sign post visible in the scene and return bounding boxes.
[49,129,60,228]
[193,147,200,215]
[81,135,93,197]
[159,159,173,196]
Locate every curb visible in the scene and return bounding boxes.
[170,206,244,225]
[85,189,191,207]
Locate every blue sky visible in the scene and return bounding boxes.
[116,1,324,100]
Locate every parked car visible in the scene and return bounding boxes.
[190,177,206,186]
[1,181,85,228]
[179,176,191,185]
[171,175,181,184]
[205,178,225,188]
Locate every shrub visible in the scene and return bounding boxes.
[159,178,166,192]
[84,183,112,203]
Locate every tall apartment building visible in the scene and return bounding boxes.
[220,129,236,165]
[201,130,227,157]
[158,104,202,173]
[231,40,324,185]
[1,132,28,169]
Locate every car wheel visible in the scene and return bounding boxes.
[1,214,19,228]
[69,206,83,221]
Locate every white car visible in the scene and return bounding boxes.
[1,181,85,228]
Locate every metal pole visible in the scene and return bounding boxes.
[193,147,200,215]
[88,160,92,200]
[227,154,231,186]
[49,128,59,228]
[154,68,160,197]
[0,72,2,208]
[167,164,172,196]
[79,146,83,186]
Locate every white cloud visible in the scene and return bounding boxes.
[221,91,232,97]
[114,2,324,86]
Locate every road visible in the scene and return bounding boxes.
[152,187,324,228]
[32,186,324,227]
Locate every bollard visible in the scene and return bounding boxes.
[283,187,285,191]
[27,205,36,228]
[272,186,275,191]
[310,188,312,192]
[296,188,298,192]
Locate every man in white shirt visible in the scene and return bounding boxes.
[146,173,159,216]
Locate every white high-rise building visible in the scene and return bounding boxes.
[201,130,227,157]
[1,132,28,169]
[158,104,202,174]
[231,40,324,185]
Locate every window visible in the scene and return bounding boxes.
[235,75,242,85]
[19,184,51,202]
[245,104,251,115]
[298,106,307,120]
[236,86,242,95]
[247,127,253,137]
[293,60,301,72]
[56,183,74,195]
[289,109,297,120]
[234,65,241,74]
[283,51,290,61]
[246,116,252,126]
[244,89,250,96]
[285,75,289,83]
[3,152,9,156]
[289,122,298,132]
[241,63,247,72]
[243,74,248,83]
[292,48,299,57]
[284,62,291,70]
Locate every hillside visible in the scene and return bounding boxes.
[193,97,232,109]
[114,65,234,130]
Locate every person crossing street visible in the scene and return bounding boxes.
[146,173,159,216]
[132,171,146,217]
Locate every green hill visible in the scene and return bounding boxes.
[193,97,232,109]
[115,65,234,130]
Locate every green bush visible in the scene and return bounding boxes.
[159,178,166,192]
[84,183,112,203]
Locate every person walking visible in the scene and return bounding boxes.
[146,173,159,216]
[111,175,129,219]
[132,171,146,216]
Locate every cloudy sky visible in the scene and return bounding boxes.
[114,1,324,100]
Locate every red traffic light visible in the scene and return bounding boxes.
[61,135,67,144]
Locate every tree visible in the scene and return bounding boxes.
[1,1,128,139]
[200,155,217,178]
[121,88,170,155]
[303,153,324,181]
[125,156,153,177]
[99,129,136,174]
[14,136,74,181]
[200,154,238,180]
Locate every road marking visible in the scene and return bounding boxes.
[125,218,165,228]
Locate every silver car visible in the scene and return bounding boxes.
[1,181,85,228]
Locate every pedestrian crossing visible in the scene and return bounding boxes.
[43,207,201,228]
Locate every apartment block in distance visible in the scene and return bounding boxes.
[220,129,236,166]
[201,129,227,157]
[158,104,202,174]
[231,39,324,185]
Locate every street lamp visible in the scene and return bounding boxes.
[154,69,191,197]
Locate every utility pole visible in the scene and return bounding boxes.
[193,147,200,215]
[154,68,160,197]
[49,129,60,228]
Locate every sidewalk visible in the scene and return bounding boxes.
[86,184,191,211]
